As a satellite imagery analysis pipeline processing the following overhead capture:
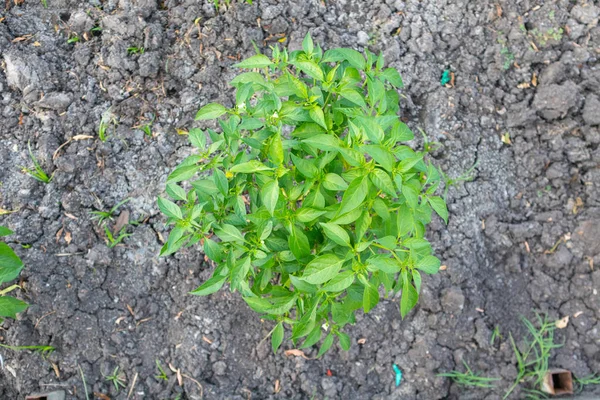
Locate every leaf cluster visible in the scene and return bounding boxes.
[159,34,447,355]
[0,226,29,322]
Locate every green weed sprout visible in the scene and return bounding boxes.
[90,198,131,227]
[438,360,500,388]
[155,359,169,381]
[159,34,448,355]
[104,366,126,391]
[504,314,563,399]
[0,344,55,359]
[104,225,132,248]
[127,46,145,55]
[22,141,52,183]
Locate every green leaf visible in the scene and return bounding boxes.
[402,185,419,209]
[230,161,273,174]
[292,296,320,339]
[289,226,311,260]
[302,135,342,152]
[233,54,273,69]
[269,134,284,165]
[214,169,228,196]
[195,103,228,121]
[362,282,379,313]
[316,333,334,358]
[272,322,284,353]
[0,226,13,237]
[400,281,419,318]
[416,255,441,274]
[321,270,355,292]
[261,179,279,215]
[337,332,351,351]
[188,128,206,149]
[203,238,223,262]
[291,154,318,179]
[296,208,327,223]
[0,296,28,319]
[300,325,322,349]
[356,117,384,144]
[355,210,371,241]
[215,224,245,243]
[189,274,227,296]
[231,257,252,290]
[301,254,344,285]
[428,196,448,223]
[165,183,187,201]
[370,169,396,197]
[381,68,404,88]
[167,165,201,184]
[309,106,327,129]
[157,197,183,220]
[0,243,24,285]
[338,86,367,108]
[323,48,366,70]
[302,33,314,54]
[293,60,324,81]
[338,176,368,216]
[362,145,395,172]
[320,223,351,247]
[372,197,390,221]
[322,173,348,191]
[366,256,401,274]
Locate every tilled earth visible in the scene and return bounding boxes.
[1,0,599,399]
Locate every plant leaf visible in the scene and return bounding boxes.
[428,196,448,223]
[215,224,245,243]
[190,274,227,296]
[272,322,284,353]
[338,176,368,216]
[301,254,344,285]
[0,243,24,285]
[400,281,418,318]
[416,255,441,274]
[195,103,228,120]
[230,160,273,174]
[321,270,355,292]
[316,333,334,358]
[0,296,28,319]
[289,226,311,260]
[233,54,273,69]
[157,197,183,220]
[319,223,351,247]
[262,179,279,215]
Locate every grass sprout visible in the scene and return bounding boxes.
[22,141,52,183]
[438,360,500,388]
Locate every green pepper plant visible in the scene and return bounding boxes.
[159,34,448,355]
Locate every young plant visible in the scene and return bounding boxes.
[127,46,145,55]
[155,359,169,381]
[0,226,28,322]
[504,314,563,399]
[90,198,131,227]
[438,360,500,388]
[0,344,55,358]
[104,366,126,391]
[22,141,52,183]
[159,34,448,355]
[104,225,132,248]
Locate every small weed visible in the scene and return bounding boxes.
[98,108,118,141]
[90,198,131,227]
[575,374,600,393]
[213,0,252,10]
[0,344,55,358]
[490,325,502,345]
[438,360,500,388]
[127,46,145,55]
[90,25,102,34]
[21,141,52,183]
[104,225,132,248]
[41,0,47,7]
[104,366,126,391]
[440,160,478,199]
[503,314,563,399]
[135,114,155,137]
[67,34,80,44]
[79,365,90,400]
[155,359,169,381]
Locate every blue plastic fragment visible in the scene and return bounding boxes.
[392,364,402,387]
[440,69,451,86]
